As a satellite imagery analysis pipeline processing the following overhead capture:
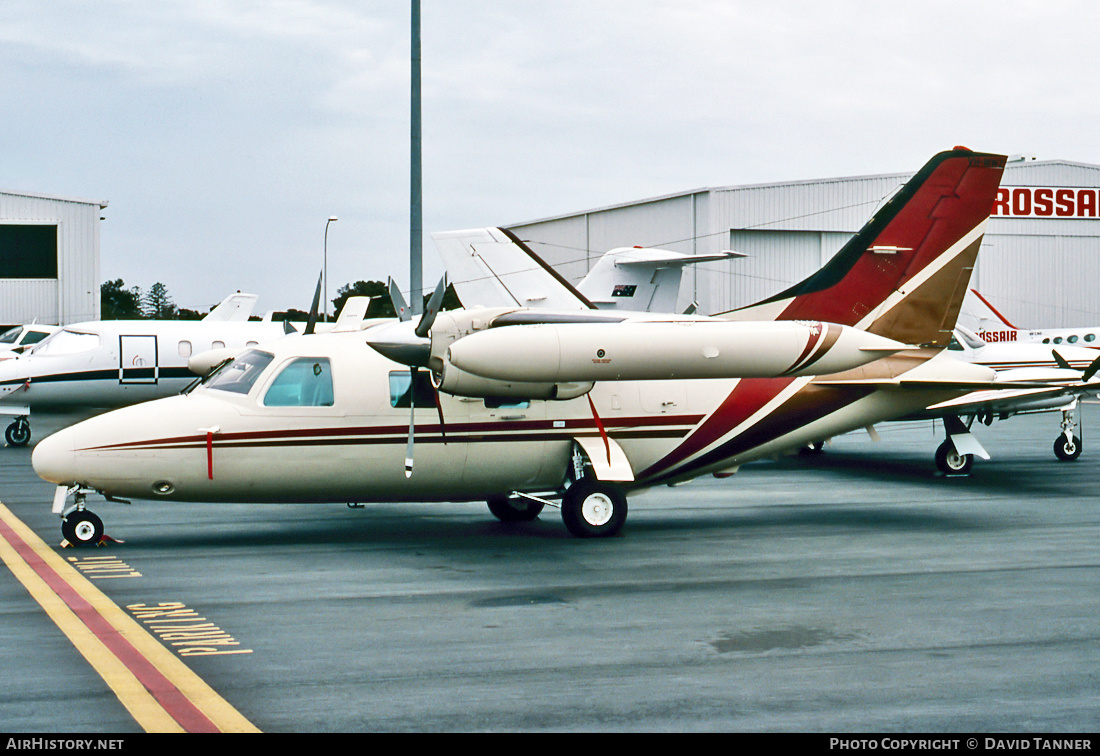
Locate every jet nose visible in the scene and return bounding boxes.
[32,427,78,484]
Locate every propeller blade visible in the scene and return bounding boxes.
[404,368,417,477]
[1052,349,1072,371]
[415,275,448,339]
[388,277,412,322]
[304,272,323,336]
[1083,353,1100,382]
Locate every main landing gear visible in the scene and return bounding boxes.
[484,446,630,538]
[5,417,30,447]
[1053,406,1083,462]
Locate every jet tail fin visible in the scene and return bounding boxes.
[202,292,259,322]
[722,148,1007,349]
[577,247,743,312]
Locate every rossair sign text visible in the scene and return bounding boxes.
[994,186,1100,218]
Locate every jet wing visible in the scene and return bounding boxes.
[432,227,595,311]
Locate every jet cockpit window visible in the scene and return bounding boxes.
[0,327,21,344]
[947,335,963,351]
[263,358,334,407]
[205,349,274,395]
[31,329,100,356]
[389,370,436,409]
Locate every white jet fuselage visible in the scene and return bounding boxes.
[0,320,289,411]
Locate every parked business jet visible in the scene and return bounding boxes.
[36,148,1033,545]
[0,292,287,447]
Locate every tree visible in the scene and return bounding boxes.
[143,282,177,319]
[100,279,143,319]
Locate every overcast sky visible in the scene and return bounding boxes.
[4,0,1100,314]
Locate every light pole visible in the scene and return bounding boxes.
[324,216,338,322]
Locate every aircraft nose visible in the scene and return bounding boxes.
[32,427,78,484]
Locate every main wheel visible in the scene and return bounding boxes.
[935,440,973,475]
[5,419,30,447]
[61,510,104,548]
[487,495,544,523]
[1054,434,1082,461]
[561,481,627,538]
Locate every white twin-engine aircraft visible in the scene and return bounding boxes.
[0,292,287,447]
[36,149,1033,545]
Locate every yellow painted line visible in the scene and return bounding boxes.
[0,502,260,733]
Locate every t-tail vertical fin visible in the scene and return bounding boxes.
[722,148,1007,348]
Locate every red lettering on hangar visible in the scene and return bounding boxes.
[978,330,1018,342]
[993,187,1099,218]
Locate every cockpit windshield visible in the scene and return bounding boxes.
[0,327,21,345]
[29,329,100,356]
[203,349,275,395]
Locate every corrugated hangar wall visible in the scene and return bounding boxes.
[0,190,105,327]
[506,158,1100,329]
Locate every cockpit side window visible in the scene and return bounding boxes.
[263,358,334,407]
[205,349,275,395]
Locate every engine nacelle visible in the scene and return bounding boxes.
[432,360,593,401]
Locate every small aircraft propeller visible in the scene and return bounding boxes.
[1051,349,1100,382]
[371,275,448,477]
[303,272,323,336]
[365,275,448,369]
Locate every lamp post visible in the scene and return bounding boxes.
[324,216,338,322]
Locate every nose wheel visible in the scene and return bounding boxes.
[5,417,30,447]
[61,510,104,548]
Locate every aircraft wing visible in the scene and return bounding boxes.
[431,228,595,311]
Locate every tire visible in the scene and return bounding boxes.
[561,480,627,538]
[5,420,30,448]
[1053,434,1082,462]
[62,511,104,548]
[487,495,544,523]
[935,440,973,475]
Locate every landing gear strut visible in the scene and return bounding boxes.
[5,417,30,447]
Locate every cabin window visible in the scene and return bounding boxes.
[263,358,334,407]
[31,329,99,355]
[212,340,225,349]
[1068,335,1079,343]
[388,370,436,409]
[178,340,193,358]
[1086,334,1096,343]
[205,349,274,395]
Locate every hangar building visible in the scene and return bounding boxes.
[506,155,1100,328]
[0,189,106,329]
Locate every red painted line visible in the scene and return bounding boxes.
[0,515,220,733]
